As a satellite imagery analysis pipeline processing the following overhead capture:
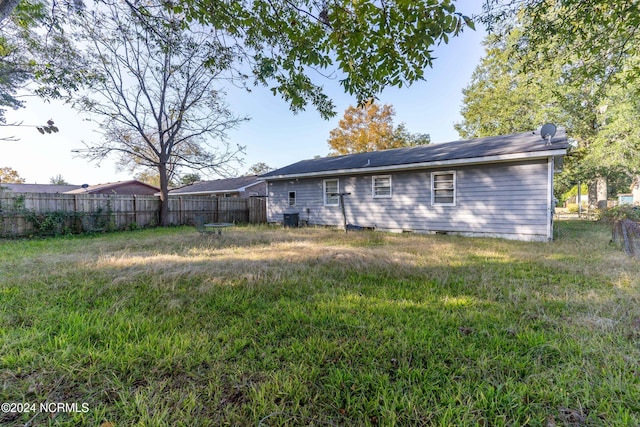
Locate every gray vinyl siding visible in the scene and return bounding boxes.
[267,159,551,240]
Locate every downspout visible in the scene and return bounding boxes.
[547,157,554,241]
[265,181,271,223]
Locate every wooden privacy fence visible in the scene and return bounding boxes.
[0,192,266,237]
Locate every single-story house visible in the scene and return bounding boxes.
[65,180,160,195]
[0,183,83,193]
[167,176,267,197]
[260,129,569,241]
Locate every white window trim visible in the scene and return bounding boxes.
[288,191,296,207]
[431,171,456,206]
[372,175,392,199]
[323,178,339,206]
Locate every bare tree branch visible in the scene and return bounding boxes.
[72,0,248,225]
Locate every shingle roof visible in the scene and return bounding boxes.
[0,183,82,193]
[168,176,263,195]
[261,129,569,179]
[65,180,159,194]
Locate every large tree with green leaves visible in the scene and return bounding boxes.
[3,0,475,123]
[163,0,474,119]
[3,0,475,122]
[454,32,564,140]
[461,3,640,205]
[0,0,90,140]
[480,0,639,100]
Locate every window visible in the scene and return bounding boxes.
[372,175,392,198]
[324,179,339,206]
[288,191,296,206]
[431,172,456,206]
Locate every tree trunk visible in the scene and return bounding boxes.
[0,0,20,23]
[588,177,608,209]
[158,163,170,226]
[588,181,598,209]
[596,176,608,210]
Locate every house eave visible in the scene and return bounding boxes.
[169,190,240,196]
[262,149,568,181]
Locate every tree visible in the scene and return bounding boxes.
[49,174,68,185]
[480,0,640,95]
[454,32,564,139]
[0,166,25,183]
[457,24,640,207]
[179,173,201,186]
[133,170,162,188]
[161,0,475,119]
[0,0,475,141]
[71,2,247,226]
[246,162,273,176]
[328,100,429,155]
[393,124,431,147]
[0,0,91,138]
[2,0,475,135]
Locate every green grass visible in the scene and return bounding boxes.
[1,221,639,426]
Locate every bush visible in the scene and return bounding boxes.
[566,203,587,213]
[25,211,73,236]
[599,205,640,223]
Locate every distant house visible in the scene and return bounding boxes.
[618,194,634,205]
[0,183,82,193]
[261,129,569,242]
[167,176,266,198]
[65,180,159,195]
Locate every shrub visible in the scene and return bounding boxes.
[24,211,84,236]
[599,205,640,223]
[566,203,587,214]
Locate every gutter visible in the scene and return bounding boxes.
[262,149,568,181]
[169,183,262,196]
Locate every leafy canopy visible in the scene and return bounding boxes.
[0,0,92,139]
[328,100,430,155]
[170,0,474,118]
[0,166,25,183]
[49,173,68,185]
[463,2,640,200]
[480,0,640,92]
[246,162,274,176]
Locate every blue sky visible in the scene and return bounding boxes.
[2,1,487,185]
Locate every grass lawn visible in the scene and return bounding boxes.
[1,221,639,426]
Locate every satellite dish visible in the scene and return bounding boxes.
[540,123,557,146]
[540,123,557,139]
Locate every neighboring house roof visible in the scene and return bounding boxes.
[261,129,569,180]
[65,180,160,195]
[0,183,82,193]
[168,176,266,196]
